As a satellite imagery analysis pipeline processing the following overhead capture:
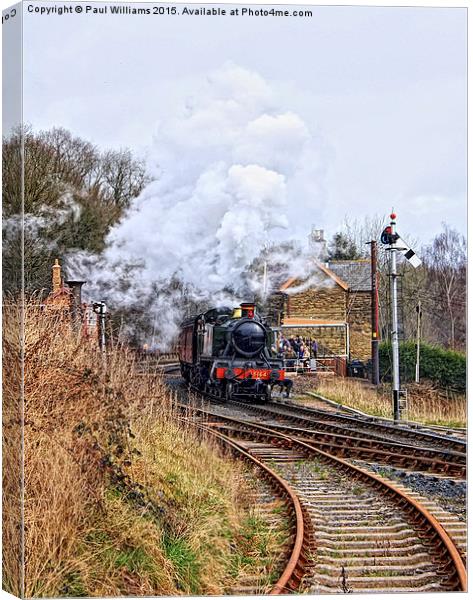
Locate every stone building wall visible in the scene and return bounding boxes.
[347,291,372,361]
[281,326,347,355]
[283,282,346,322]
[265,293,285,327]
[267,274,372,361]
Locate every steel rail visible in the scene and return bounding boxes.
[174,377,466,474]
[251,421,466,478]
[228,399,466,455]
[183,405,467,592]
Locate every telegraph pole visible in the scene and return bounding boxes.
[370,240,380,385]
[415,300,422,383]
[389,213,401,421]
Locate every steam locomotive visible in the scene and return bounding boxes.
[178,302,290,402]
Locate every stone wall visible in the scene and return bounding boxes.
[280,281,347,355]
[347,291,372,361]
[284,282,346,322]
[265,292,285,327]
[280,326,347,356]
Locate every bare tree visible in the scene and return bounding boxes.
[2,126,152,295]
[100,149,149,209]
[338,214,387,257]
[422,225,466,350]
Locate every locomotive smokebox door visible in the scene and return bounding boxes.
[231,320,266,357]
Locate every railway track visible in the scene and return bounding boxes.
[246,420,465,478]
[221,400,466,478]
[156,362,466,459]
[189,421,315,594]
[176,389,465,479]
[184,405,467,593]
[156,366,466,592]
[163,369,465,477]
[229,398,466,454]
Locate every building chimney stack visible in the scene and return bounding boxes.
[308,227,328,260]
[52,259,61,292]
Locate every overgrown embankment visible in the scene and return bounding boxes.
[3,301,276,597]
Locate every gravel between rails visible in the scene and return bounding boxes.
[351,461,467,523]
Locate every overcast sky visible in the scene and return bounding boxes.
[19,1,467,245]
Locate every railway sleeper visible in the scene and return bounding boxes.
[315,571,443,588]
[315,563,444,577]
[319,554,433,567]
[314,537,427,549]
[313,524,417,535]
[315,530,420,541]
[318,543,430,557]
[314,582,445,594]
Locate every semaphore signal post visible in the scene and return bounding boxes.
[380,212,422,422]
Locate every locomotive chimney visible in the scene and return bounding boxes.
[240,302,255,318]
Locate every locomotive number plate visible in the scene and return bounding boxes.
[249,369,268,379]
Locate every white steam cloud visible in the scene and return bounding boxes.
[69,64,328,348]
[4,191,82,245]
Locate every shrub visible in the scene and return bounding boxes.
[379,341,466,391]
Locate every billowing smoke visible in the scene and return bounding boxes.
[4,191,82,245]
[68,64,328,348]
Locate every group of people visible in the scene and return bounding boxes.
[276,335,318,361]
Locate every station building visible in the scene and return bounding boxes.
[266,232,373,375]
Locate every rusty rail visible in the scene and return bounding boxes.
[251,420,466,478]
[263,400,466,453]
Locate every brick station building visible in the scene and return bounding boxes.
[267,259,372,375]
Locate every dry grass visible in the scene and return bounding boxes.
[2,299,23,595]
[3,299,281,597]
[307,377,466,427]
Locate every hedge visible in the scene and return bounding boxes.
[379,341,466,391]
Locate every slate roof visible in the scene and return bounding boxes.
[269,259,372,294]
[279,262,349,292]
[327,260,372,292]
